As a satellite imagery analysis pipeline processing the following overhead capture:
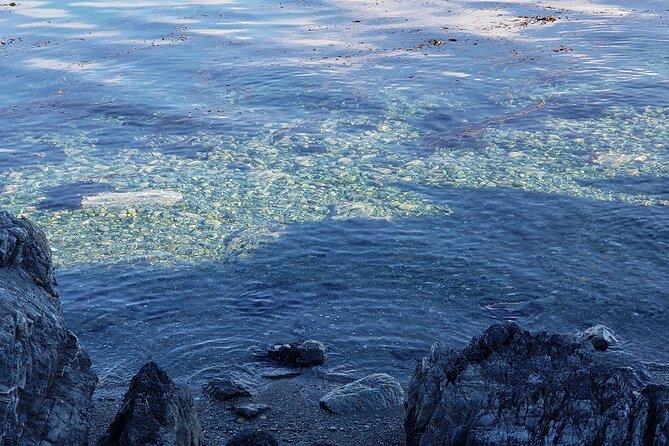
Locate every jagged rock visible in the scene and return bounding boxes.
[265,340,326,367]
[226,429,278,446]
[98,361,202,446]
[405,322,669,446]
[0,211,97,446]
[203,376,253,401]
[234,403,270,420]
[0,210,57,296]
[319,373,405,414]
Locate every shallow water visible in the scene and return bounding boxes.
[1,0,668,387]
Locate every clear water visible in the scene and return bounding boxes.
[1,0,668,388]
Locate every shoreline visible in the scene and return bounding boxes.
[89,378,406,445]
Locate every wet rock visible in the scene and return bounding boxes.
[234,403,271,420]
[580,323,619,351]
[98,361,202,446]
[405,322,669,446]
[319,373,405,414]
[0,211,97,446]
[226,429,278,446]
[590,335,609,351]
[203,376,252,401]
[265,340,326,367]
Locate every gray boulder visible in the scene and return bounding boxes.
[0,211,97,445]
[203,376,252,401]
[405,322,669,446]
[98,361,202,446]
[319,373,404,414]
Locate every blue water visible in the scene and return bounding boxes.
[1,0,668,389]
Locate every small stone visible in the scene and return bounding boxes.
[226,429,278,446]
[328,426,337,431]
[234,404,271,420]
[203,377,252,401]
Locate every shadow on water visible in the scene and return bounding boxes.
[37,182,115,211]
[57,183,669,386]
[0,139,67,170]
[579,175,669,202]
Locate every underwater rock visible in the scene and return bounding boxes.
[98,361,202,446]
[405,322,669,446]
[265,340,326,367]
[81,189,183,208]
[0,211,97,446]
[319,373,405,414]
[259,367,303,380]
[591,151,646,166]
[234,403,271,420]
[203,376,253,401]
[331,201,388,221]
[226,429,278,446]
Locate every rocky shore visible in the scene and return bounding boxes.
[2,211,668,445]
[0,211,97,445]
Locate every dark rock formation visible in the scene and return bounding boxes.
[234,403,270,420]
[203,376,252,401]
[0,211,97,445]
[265,340,326,367]
[319,373,405,414]
[1,210,57,296]
[226,429,278,446]
[405,322,669,446]
[98,361,202,446]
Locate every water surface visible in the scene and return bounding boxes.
[1,0,668,388]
